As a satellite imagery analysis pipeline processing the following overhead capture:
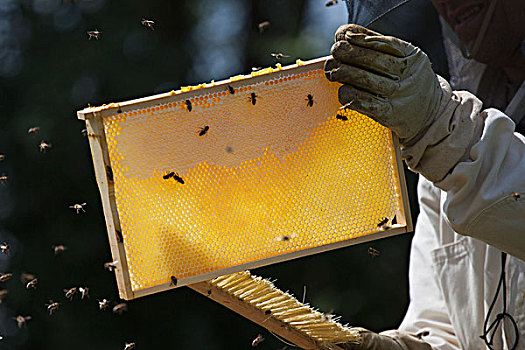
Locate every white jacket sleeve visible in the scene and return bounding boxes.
[398,177,460,350]
[401,84,525,261]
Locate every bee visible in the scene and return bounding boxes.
[98,298,111,310]
[81,129,87,137]
[69,202,87,214]
[325,0,338,6]
[52,244,67,256]
[112,303,128,315]
[225,146,234,153]
[0,273,12,282]
[335,114,348,121]
[276,233,296,242]
[185,99,192,112]
[163,171,175,180]
[28,127,40,134]
[46,301,60,315]
[0,154,4,161]
[13,315,31,328]
[251,66,262,71]
[104,260,119,272]
[227,85,235,94]
[0,289,8,303]
[0,175,8,184]
[377,217,391,230]
[141,18,155,30]
[258,21,270,33]
[79,287,90,299]
[368,247,380,258]
[511,192,521,200]
[270,53,290,61]
[251,334,265,347]
[26,278,38,290]
[198,125,209,137]
[249,92,257,105]
[173,173,184,184]
[124,342,136,350]
[0,242,9,255]
[170,276,177,286]
[63,287,78,300]
[306,94,314,107]
[39,140,52,153]
[87,30,101,40]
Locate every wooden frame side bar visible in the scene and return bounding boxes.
[391,134,413,233]
[85,115,134,299]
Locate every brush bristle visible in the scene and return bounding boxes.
[211,271,360,346]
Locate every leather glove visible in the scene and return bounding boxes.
[342,328,432,350]
[325,24,445,144]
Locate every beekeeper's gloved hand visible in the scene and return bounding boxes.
[342,328,432,350]
[325,24,447,145]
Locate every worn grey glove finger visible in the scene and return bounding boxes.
[325,58,397,97]
[331,40,405,79]
[335,24,414,57]
[341,328,432,350]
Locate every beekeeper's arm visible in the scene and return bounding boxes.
[325,24,525,261]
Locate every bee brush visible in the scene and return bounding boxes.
[189,270,360,349]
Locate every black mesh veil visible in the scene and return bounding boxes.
[344,0,449,79]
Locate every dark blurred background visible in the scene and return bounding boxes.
[0,0,447,349]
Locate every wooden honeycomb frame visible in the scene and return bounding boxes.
[77,57,412,300]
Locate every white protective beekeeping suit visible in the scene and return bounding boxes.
[397,19,525,350]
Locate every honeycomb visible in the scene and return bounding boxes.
[101,66,405,294]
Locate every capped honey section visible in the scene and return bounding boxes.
[84,58,409,298]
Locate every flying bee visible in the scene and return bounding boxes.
[251,66,262,71]
[0,175,7,184]
[52,244,67,256]
[87,30,101,40]
[0,290,8,303]
[0,273,12,282]
[0,154,5,161]
[251,334,265,347]
[13,315,31,328]
[39,140,52,152]
[306,94,314,107]
[173,173,184,184]
[63,287,78,300]
[79,287,90,299]
[98,299,111,310]
[185,99,192,112]
[249,92,257,105]
[325,0,338,6]
[28,127,40,134]
[170,276,177,286]
[258,21,270,33]
[112,303,128,315]
[46,301,60,315]
[0,242,9,255]
[69,203,87,214]
[26,278,38,290]
[270,53,290,61]
[511,192,521,200]
[227,85,235,94]
[104,260,119,272]
[124,342,136,350]
[141,18,155,30]
[368,247,380,258]
[163,171,175,180]
[335,114,348,121]
[198,125,209,136]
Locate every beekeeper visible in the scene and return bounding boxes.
[324,0,525,349]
